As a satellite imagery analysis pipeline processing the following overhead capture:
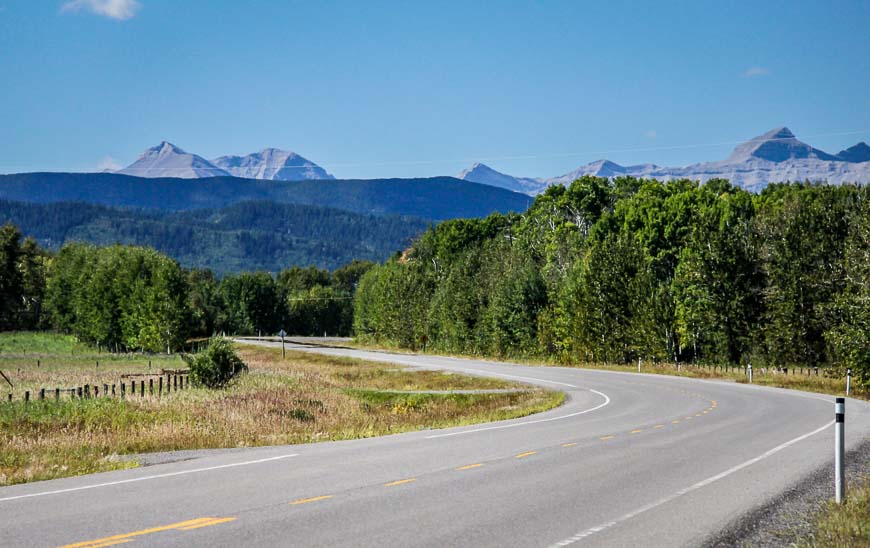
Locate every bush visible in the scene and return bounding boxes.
[184,337,247,388]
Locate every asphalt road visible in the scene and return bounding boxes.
[2,339,868,548]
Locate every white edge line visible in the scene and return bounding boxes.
[0,454,299,503]
[549,420,834,546]
[427,388,611,439]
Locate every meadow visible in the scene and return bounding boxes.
[0,333,561,486]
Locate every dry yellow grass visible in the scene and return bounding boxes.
[0,342,562,486]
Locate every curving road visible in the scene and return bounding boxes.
[2,339,868,547]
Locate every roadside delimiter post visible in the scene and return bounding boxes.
[835,397,845,504]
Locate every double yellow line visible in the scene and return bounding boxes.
[60,516,237,548]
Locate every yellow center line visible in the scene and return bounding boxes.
[629,429,643,434]
[561,442,578,447]
[384,478,417,487]
[290,495,334,505]
[672,420,681,424]
[515,451,538,459]
[456,463,483,471]
[177,517,238,531]
[696,413,703,416]
[60,517,233,548]
[83,541,134,548]
[600,435,615,441]
[653,424,665,429]
[685,416,693,420]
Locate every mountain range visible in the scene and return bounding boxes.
[0,172,530,220]
[457,127,870,195]
[0,199,426,274]
[119,142,334,181]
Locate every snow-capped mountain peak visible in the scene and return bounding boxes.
[211,148,334,181]
[837,142,870,163]
[457,163,547,195]
[726,126,837,163]
[118,142,229,179]
[460,127,870,195]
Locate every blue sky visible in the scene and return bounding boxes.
[1,0,868,179]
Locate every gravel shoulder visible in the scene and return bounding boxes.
[705,438,870,547]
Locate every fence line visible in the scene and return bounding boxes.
[5,370,190,404]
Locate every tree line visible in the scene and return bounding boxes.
[353,178,870,385]
[0,199,427,275]
[0,223,372,353]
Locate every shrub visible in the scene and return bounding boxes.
[184,337,246,388]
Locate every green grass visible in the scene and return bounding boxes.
[0,331,93,355]
[800,476,870,547]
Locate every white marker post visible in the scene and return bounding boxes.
[835,397,845,504]
[279,329,287,359]
[846,368,851,396]
[638,358,642,373]
[748,363,753,384]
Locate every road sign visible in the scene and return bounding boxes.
[279,329,287,338]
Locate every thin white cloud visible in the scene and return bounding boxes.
[742,66,770,78]
[61,0,141,20]
[644,130,657,140]
[96,156,122,172]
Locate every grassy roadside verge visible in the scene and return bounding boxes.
[332,338,868,402]
[0,335,562,486]
[800,476,870,547]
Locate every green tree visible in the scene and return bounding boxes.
[0,223,23,329]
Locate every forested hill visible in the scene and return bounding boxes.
[0,199,429,274]
[0,172,531,220]
[354,178,870,384]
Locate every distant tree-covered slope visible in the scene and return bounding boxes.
[0,172,531,220]
[0,199,429,275]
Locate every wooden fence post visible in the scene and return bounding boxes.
[158,377,163,397]
[55,388,60,401]
[149,378,154,396]
[121,383,126,398]
[39,388,45,400]
[140,380,144,397]
[24,391,30,403]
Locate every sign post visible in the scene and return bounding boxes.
[279,329,287,359]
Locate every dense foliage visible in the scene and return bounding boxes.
[0,224,49,331]
[185,337,247,388]
[354,178,870,386]
[0,199,427,274]
[0,226,373,351]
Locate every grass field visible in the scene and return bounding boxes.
[0,331,185,397]
[800,476,870,547]
[0,333,562,486]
